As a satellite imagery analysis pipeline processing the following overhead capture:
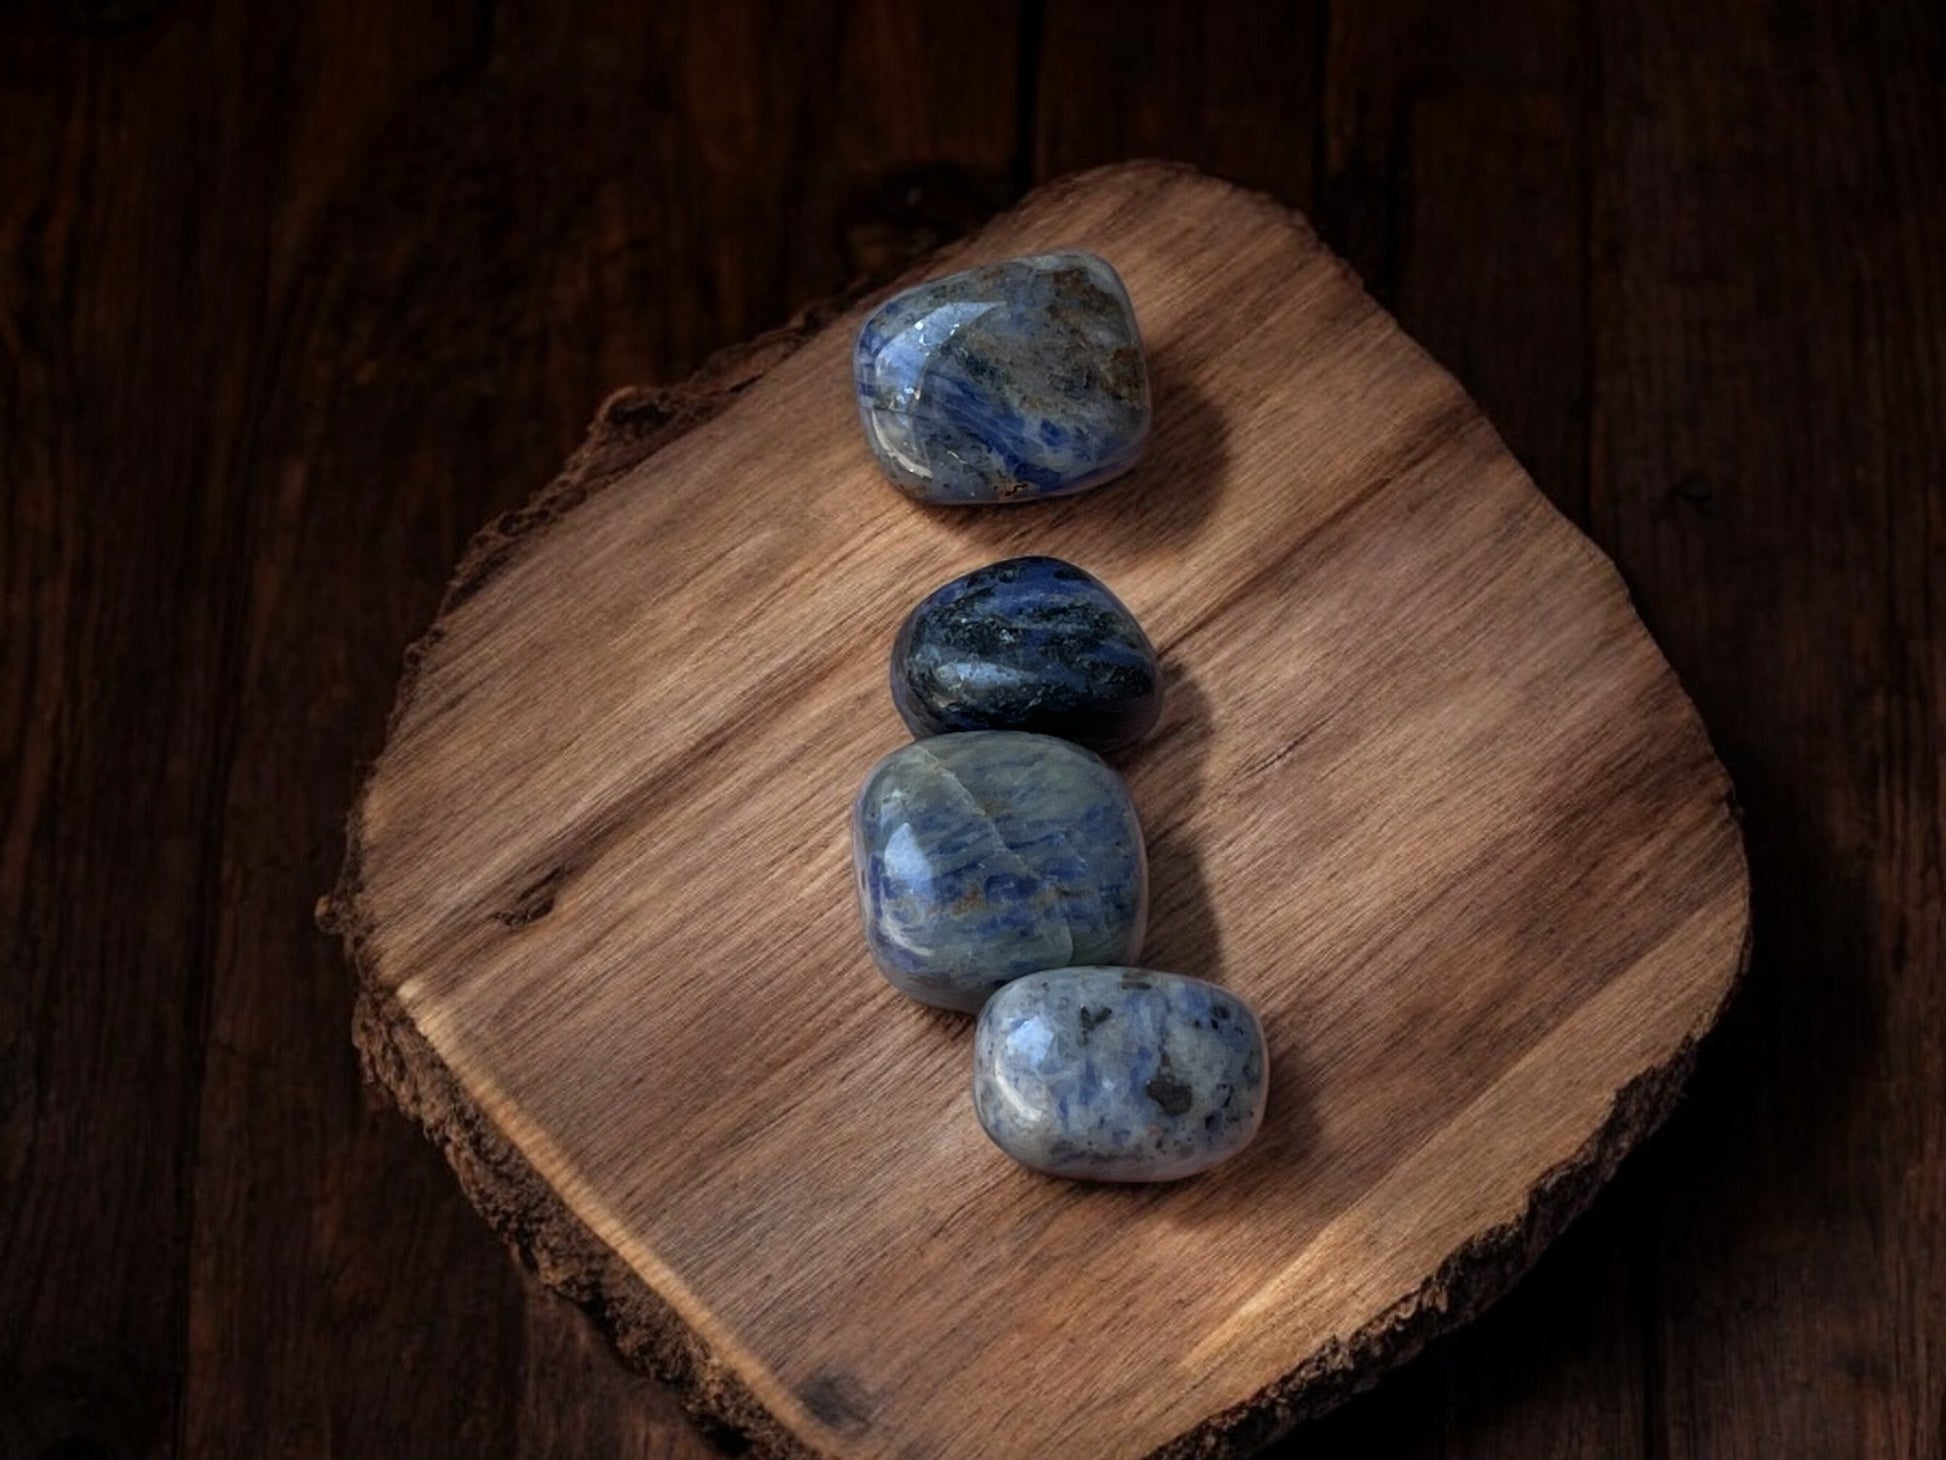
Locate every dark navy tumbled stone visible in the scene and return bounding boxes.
[850,732,1147,1013]
[973,968,1268,1182]
[891,556,1163,752]
[852,251,1150,504]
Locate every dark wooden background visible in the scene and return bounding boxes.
[3,1,1940,1456]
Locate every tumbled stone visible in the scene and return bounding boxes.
[852,251,1150,504]
[973,967,1268,1182]
[891,556,1163,752]
[851,732,1147,1013]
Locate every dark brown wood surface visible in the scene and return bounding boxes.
[1,2,1938,1457]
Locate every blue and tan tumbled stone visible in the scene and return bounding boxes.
[973,967,1268,1181]
[852,251,1150,504]
[850,732,1147,1013]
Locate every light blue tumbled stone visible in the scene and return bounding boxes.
[973,967,1268,1182]
[852,251,1150,504]
[850,732,1147,1013]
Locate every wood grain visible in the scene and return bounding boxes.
[325,163,1748,1458]
[1593,5,1946,1455]
[0,5,293,1453]
[7,4,1944,1458]
[0,4,1017,1456]
[1292,11,1636,1454]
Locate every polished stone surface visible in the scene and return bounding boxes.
[891,556,1163,752]
[851,732,1147,1013]
[853,251,1150,504]
[973,967,1267,1182]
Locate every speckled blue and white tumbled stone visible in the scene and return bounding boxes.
[852,251,1150,504]
[851,732,1147,1013]
[973,968,1268,1182]
[891,556,1163,752]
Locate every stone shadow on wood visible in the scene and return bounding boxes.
[1119,671,1321,1183]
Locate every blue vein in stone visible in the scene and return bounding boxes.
[853,251,1151,505]
[850,731,1147,1013]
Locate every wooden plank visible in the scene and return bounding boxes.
[1593,2,1946,1456]
[328,162,1747,1459]
[0,4,287,1454]
[172,4,543,1455]
[1033,3,1321,203]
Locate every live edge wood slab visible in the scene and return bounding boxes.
[321,163,1749,1459]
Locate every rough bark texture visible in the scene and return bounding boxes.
[321,166,1750,1456]
[323,326,839,1453]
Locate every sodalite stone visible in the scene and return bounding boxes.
[851,732,1147,1013]
[891,556,1163,752]
[853,251,1150,504]
[973,968,1268,1182]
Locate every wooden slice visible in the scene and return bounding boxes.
[324,163,1748,1459]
